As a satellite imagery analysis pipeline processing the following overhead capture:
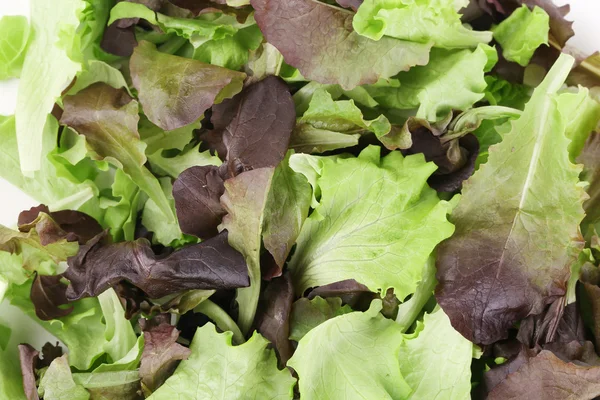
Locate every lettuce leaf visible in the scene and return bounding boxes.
[365,44,496,121]
[492,5,549,67]
[0,16,30,80]
[353,0,492,48]
[436,54,587,345]
[251,0,431,90]
[15,0,85,174]
[288,146,454,300]
[147,323,296,399]
[288,300,411,400]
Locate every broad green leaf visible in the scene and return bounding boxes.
[288,300,411,400]
[399,307,474,399]
[61,83,176,224]
[292,89,394,153]
[0,15,30,80]
[108,2,239,47]
[0,320,25,400]
[436,54,587,345]
[38,355,90,400]
[492,5,549,67]
[9,282,109,370]
[353,0,491,49]
[556,88,600,161]
[148,323,295,399]
[0,115,103,221]
[288,146,454,299]
[139,117,196,155]
[148,144,221,179]
[16,0,84,174]
[101,169,145,242]
[220,168,274,334]
[366,44,496,121]
[262,152,312,268]
[191,23,263,71]
[73,370,141,399]
[67,60,129,95]
[288,296,353,341]
[141,178,197,247]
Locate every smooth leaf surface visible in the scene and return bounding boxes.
[148,323,295,399]
[251,0,431,90]
[436,54,586,344]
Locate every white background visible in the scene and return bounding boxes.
[0,0,599,227]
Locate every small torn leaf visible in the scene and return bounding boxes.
[140,321,191,396]
[30,274,74,321]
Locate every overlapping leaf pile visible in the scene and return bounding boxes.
[1,0,600,398]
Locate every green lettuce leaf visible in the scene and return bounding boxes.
[353,0,492,49]
[0,15,30,80]
[67,59,129,95]
[60,82,176,224]
[147,143,221,179]
[141,177,195,247]
[108,2,240,47]
[148,323,296,399]
[0,115,103,222]
[101,169,145,242]
[139,117,197,156]
[288,146,454,300]
[15,0,84,174]
[219,168,274,334]
[492,5,549,67]
[436,54,587,345]
[73,370,141,399]
[288,300,411,400]
[288,296,353,341]
[97,288,137,364]
[0,320,26,400]
[556,88,600,161]
[9,281,109,370]
[292,89,395,153]
[189,22,263,71]
[398,307,474,399]
[39,355,90,400]
[366,44,497,121]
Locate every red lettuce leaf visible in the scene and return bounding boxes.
[64,231,249,300]
[130,41,246,131]
[255,273,294,366]
[172,165,226,240]
[30,274,74,321]
[251,0,431,90]
[139,320,191,396]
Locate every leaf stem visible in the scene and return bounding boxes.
[194,299,245,344]
[395,255,437,332]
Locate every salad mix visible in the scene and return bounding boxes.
[1,0,600,398]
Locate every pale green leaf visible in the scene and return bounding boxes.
[148,323,295,400]
[16,0,84,174]
[0,15,30,79]
[288,296,353,341]
[399,307,474,400]
[366,44,496,121]
[492,5,549,67]
[353,0,491,48]
[39,355,90,400]
[288,146,454,299]
[288,300,411,400]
